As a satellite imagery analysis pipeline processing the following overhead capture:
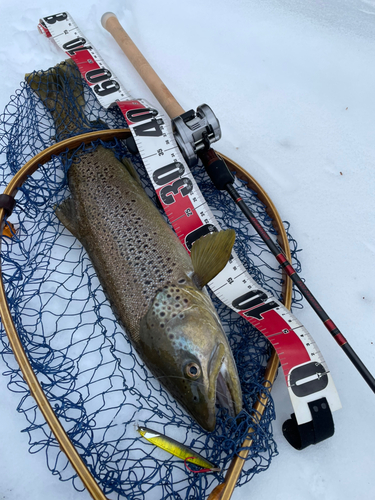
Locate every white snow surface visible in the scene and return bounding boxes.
[0,1,374,499]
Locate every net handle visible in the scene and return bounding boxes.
[0,128,130,500]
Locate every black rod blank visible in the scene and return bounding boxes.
[199,147,375,393]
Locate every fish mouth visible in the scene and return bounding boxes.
[209,344,242,419]
[215,365,237,417]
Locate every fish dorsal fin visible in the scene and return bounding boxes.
[191,229,235,287]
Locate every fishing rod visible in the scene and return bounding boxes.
[101,13,375,394]
[199,148,375,393]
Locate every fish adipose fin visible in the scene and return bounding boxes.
[55,198,80,238]
[191,229,235,287]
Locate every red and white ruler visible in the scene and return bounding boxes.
[38,12,341,425]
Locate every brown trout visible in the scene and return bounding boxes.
[26,60,242,431]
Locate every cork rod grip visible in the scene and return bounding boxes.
[101,13,185,119]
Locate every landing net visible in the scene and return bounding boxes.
[0,63,303,499]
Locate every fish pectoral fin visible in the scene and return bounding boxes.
[55,197,80,238]
[191,229,235,287]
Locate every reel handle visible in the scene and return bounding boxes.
[101,12,184,119]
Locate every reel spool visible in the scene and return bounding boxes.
[172,104,221,167]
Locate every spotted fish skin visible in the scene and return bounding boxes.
[28,59,243,431]
[57,145,194,343]
[56,146,243,431]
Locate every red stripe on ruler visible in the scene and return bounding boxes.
[238,309,310,382]
[69,50,101,82]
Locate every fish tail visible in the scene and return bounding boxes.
[25,59,91,141]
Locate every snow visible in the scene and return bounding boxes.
[0,0,374,499]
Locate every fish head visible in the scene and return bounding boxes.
[138,282,242,432]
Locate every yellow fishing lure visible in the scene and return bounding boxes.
[137,426,220,472]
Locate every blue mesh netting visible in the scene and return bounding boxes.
[0,62,303,499]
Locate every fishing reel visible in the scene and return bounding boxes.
[172,104,221,167]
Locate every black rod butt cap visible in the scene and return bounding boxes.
[282,397,334,450]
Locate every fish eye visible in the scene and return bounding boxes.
[185,362,201,379]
